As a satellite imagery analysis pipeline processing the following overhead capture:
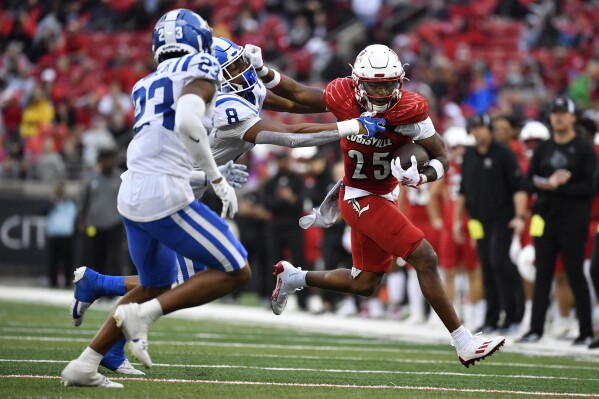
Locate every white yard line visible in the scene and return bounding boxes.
[2,374,598,397]
[0,285,597,361]
[0,358,597,382]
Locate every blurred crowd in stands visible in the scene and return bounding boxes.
[2,0,599,343]
[1,0,598,181]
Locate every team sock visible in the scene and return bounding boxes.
[99,338,126,370]
[140,298,164,321]
[78,346,103,371]
[98,274,127,297]
[451,325,473,350]
[289,269,307,289]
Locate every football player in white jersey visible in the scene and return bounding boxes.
[61,9,249,388]
[64,33,386,382]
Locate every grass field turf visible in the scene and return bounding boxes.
[0,300,598,398]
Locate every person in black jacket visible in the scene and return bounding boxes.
[453,114,528,333]
[519,97,597,345]
[263,151,307,309]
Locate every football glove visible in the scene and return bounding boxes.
[391,156,424,187]
[244,44,264,69]
[211,178,238,219]
[357,115,386,137]
[218,160,248,189]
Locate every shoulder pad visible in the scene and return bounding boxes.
[385,91,429,125]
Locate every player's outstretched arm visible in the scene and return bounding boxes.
[242,117,385,147]
[263,90,327,114]
[245,44,327,111]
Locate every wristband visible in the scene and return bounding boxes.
[264,69,281,89]
[428,159,444,180]
[257,66,269,77]
[336,119,361,138]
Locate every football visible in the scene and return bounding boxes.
[393,142,430,172]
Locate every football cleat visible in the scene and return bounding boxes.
[452,332,505,368]
[114,359,145,375]
[114,303,153,368]
[71,266,102,327]
[271,261,303,316]
[61,359,123,388]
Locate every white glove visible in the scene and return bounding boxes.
[391,156,424,188]
[218,160,248,189]
[211,178,238,219]
[244,44,264,69]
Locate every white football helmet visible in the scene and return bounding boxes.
[517,244,536,283]
[520,121,550,141]
[443,126,474,148]
[352,44,406,114]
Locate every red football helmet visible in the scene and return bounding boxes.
[352,44,406,114]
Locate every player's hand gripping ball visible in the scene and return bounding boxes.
[390,142,429,187]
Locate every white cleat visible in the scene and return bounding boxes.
[61,359,123,388]
[114,359,145,375]
[452,332,505,368]
[114,303,153,368]
[70,300,92,327]
[271,260,303,315]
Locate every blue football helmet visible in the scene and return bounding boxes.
[152,9,213,63]
[213,37,257,94]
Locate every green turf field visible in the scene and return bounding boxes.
[0,300,598,398]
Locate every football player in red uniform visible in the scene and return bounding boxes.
[429,126,484,328]
[247,43,505,366]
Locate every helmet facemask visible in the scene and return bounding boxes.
[213,38,258,96]
[220,47,257,95]
[355,77,402,114]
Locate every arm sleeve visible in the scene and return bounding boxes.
[254,130,341,147]
[175,94,221,182]
[393,117,436,140]
[503,148,526,194]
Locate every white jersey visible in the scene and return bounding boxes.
[209,79,267,164]
[118,52,222,222]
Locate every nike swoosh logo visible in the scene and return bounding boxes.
[189,136,200,143]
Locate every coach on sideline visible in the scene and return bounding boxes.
[519,97,597,345]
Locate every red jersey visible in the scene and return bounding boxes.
[324,78,430,195]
